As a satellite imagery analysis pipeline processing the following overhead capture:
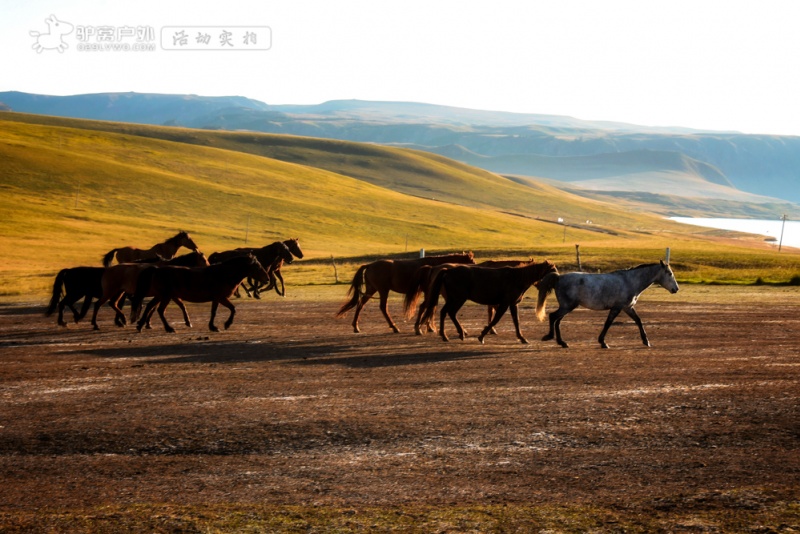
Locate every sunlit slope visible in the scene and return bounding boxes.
[1,117,624,296]
[2,112,661,229]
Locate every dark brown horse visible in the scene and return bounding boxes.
[46,267,112,327]
[336,252,475,333]
[133,254,272,333]
[102,231,199,266]
[90,252,209,330]
[208,240,299,298]
[419,260,557,343]
[46,257,167,328]
[404,259,532,335]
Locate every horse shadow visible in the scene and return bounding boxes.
[68,337,489,368]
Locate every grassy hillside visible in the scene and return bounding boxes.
[1,113,798,300]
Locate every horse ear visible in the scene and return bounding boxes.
[660,259,667,267]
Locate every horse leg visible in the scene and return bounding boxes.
[90,296,109,330]
[156,299,175,333]
[76,295,94,322]
[208,301,221,332]
[487,306,499,335]
[438,304,450,342]
[543,304,574,348]
[248,277,261,299]
[351,289,375,333]
[109,292,127,327]
[478,304,509,343]
[174,298,192,327]
[509,304,528,344]
[137,298,159,332]
[598,307,623,349]
[445,298,467,340]
[220,298,237,330]
[59,292,82,326]
[377,290,400,333]
[624,307,651,347]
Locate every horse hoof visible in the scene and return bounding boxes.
[477,336,485,344]
[519,337,529,344]
[166,327,176,333]
[542,334,554,341]
[559,342,569,348]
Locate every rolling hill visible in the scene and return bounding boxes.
[1,112,798,299]
[2,91,799,208]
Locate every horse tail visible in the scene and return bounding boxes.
[130,266,157,322]
[102,248,118,267]
[403,265,430,318]
[45,269,68,316]
[535,272,560,321]
[418,268,447,326]
[335,264,367,318]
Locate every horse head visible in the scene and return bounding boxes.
[658,260,679,294]
[284,238,304,259]
[246,254,271,284]
[177,231,199,252]
[278,243,295,264]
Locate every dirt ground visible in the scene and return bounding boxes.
[1,285,799,531]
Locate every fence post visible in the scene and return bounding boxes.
[665,247,671,264]
[420,248,425,258]
[575,244,582,271]
[331,255,339,284]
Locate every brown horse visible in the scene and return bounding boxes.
[336,252,475,333]
[133,254,272,333]
[90,252,209,330]
[102,231,199,266]
[208,240,300,298]
[404,259,532,335]
[419,260,558,343]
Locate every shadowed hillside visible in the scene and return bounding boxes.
[3,92,799,205]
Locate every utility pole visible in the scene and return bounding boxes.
[778,214,787,252]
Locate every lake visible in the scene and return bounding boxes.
[670,217,800,250]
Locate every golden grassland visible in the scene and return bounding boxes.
[1,112,798,301]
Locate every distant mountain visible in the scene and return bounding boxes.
[2,91,799,206]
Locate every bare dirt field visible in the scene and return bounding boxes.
[1,285,799,532]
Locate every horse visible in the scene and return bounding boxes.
[208,240,299,298]
[102,231,199,267]
[46,257,166,328]
[46,267,111,327]
[90,252,209,330]
[535,260,679,349]
[249,238,304,297]
[132,254,272,333]
[419,260,557,343]
[336,252,476,333]
[404,259,532,335]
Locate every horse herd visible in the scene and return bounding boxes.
[46,232,680,348]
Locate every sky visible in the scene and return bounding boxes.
[2,0,799,136]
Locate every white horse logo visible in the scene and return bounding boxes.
[30,15,74,53]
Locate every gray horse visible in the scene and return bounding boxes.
[535,261,679,348]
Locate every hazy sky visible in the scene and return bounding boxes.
[3,0,799,135]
